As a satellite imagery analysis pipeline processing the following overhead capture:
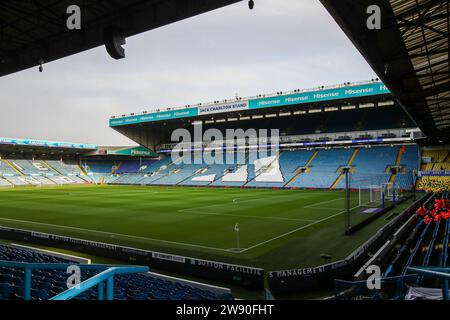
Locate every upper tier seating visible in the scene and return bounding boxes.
[0,245,233,301]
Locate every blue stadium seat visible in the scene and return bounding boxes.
[0,245,233,301]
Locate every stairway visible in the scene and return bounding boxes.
[330,148,359,189]
[284,150,318,187]
[2,159,25,176]
[112,162,123,174]
[389,146,405,184]
[43,160,62,175]
[0,176,12,186]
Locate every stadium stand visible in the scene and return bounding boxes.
[291,149,352,188]
[103,145,420,190]
[335,192,450,300]
[0,244,233,300]
[418,148,450,192]
[0,158,93,187]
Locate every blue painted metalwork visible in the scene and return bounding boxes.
[440,219,450,300]
[0,259,148,301]
[418,220,441,284]
[401,221,431,275]
[407,266,450,300]
[50,266,148,300]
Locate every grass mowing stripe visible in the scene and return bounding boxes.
[0,217,235,252]
[0,184,399,269]
[239,203,363,253]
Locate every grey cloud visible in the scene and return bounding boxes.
[0,0,376,146]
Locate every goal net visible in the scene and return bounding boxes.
[358,185,383,207]
[382,183,400,202]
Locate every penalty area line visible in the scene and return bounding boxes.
[239,204,361,253]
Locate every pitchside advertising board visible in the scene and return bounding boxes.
[419,171,450,176]
[109,82,390,127]
[0,226,264,289]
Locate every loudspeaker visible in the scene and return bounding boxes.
[104,26,126,60]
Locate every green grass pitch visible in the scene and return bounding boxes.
[0,185,409,269]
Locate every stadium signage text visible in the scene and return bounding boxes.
[109,82,390,127]
[268,266,326,278]
[419,171,450,177]
[0,137,97,150]
[249,83,389,109]
[0,226,265,289]
[190,258,263,276]
[198,101,249,115]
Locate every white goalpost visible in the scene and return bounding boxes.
[358,185,383,207]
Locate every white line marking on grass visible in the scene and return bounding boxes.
[239,204,361,253]
[178,193,321,222]
[303,197,345,209]
[179,208,315,223]
[0,217,234,253]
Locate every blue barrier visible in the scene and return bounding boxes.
[0,260,149,300]
[50,266,149,300]
[407,267,450,300]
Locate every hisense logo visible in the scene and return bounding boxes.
[170,125,279,165]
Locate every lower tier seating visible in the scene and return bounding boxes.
[0,245,233,301]
[107,145,420,190]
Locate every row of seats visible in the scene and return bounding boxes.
[0,159,92,187]
[105,145,419,190]
[0,245,233,301]
[418,149,450,192]
[335,192,450,300]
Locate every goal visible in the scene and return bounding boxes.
[358,185,383,207]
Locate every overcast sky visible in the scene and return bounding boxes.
[0,0,377,146]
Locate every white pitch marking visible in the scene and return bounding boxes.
[179,208,315,223]
[239,203,362,253]
[303,197,345,209]
[0,217,234,253]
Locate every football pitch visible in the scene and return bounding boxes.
[0,185,407,269]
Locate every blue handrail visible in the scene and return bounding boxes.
[401,221,431,275]
[50,266,149,300]
[407,266,450,300]
[418,220,441,284]
[0,259,149,300]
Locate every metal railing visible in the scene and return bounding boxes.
[407,267,450,300]
[50,266,149,300]
[0,260,149,300]
[110,79,382,119]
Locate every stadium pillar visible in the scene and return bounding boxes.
[444,280,450,301]
[413,170,418,201]
[24,268,32,300]
[97,281,104,300]
[105,276,114,300]
[343,167,350,235]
